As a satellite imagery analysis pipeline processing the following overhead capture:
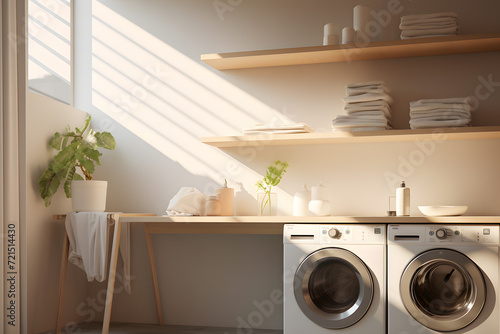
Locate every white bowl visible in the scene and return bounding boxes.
[418,205,468,217]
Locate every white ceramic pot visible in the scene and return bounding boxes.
[71,180,108,212]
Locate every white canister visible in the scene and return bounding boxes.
[342,27,355,44]
[309,200,332,216]
[396,181,410,216]
[311,183,328,201]
[324,23,339,36]
[353,4,372,33]
[293,184,311,216]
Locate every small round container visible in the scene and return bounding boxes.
[205,195,221,216]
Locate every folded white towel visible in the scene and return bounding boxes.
[400,22,458,30]
[343,93,393,104]
[333,126,390,132]
[347,110,392,119]
[410,105,471,113]
[401,12,459,22]
[346,80,387,89]
[242,122,314,135]
[345,100,390,110]
[346,87,387,96]
[401,34,458,40]
[410,118,470,129]
[410,111,470,120]
[336,114,389,121]
[401,26,458,38]
[65,212,131,294]
[410,97,473,107]
[332,119,389,128]
[166,187,206,216]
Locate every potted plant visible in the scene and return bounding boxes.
[38,115,116,211]
[255,160,289,216]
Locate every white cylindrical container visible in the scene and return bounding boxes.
[71,180,108,212]
[324,23,339,36]
[342,27,355,44]
[396,181,410,216]
[353,4,372,33]
[311,183,328,201]
[293,184,311,216]
[205,195,222,216]
[216,179,234,216]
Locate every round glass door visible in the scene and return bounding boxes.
[294,248,373,329]
[400,249,486,332]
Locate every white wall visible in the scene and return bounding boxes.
[24,92,89,334]
[74,0,500,330]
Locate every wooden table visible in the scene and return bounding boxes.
[54,214,500,334]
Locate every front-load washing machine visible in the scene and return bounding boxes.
[284,224,386,334]
[388,224,499,334]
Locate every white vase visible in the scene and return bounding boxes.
[71,180,108,212]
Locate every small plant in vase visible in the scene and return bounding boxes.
[38,115,116,209]
[255,160,289,215]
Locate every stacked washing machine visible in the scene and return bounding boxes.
[284,223,499,334]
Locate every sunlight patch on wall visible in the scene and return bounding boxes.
[91,1,288,181]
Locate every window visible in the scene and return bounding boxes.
[28,0,72,104]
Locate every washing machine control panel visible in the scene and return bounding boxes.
[426,225,499,244]
[319,225,385,244]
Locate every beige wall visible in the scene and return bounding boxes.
[24,92,88,333]
[73,0,500,330]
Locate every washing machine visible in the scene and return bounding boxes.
[284,224,386,334]
[388,224,499,334]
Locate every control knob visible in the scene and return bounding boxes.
[436,228,448,240]
[328,228,342,239]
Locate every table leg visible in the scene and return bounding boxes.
[144,223,164,325]
[56,232,70,334]
[101,219,122,334]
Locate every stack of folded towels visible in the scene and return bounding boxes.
[409,97,473,129]
[332,81,393,132]
[399,12,459,39]
[243,122,314,135]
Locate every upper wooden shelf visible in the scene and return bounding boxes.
[201,34,500,70]
[201,126,500,148]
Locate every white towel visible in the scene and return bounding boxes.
[401,33,458,40]
[346,80,387,89]
[410,97,473,107]
[242,122,314,135]
[400,21,458,30]
[401,12,459,22]
[410,111,470,120]
[333,126,389,132]
[65,212,131,294]
[401,26,458,38]
[346,87,387,96]
[345,100,390,110]
[166,187,206,216]
[410,105,471,113]
[410,118,470,129]
[343,93,393,104]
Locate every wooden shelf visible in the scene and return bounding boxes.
[201,126,500,148]
[201,34,500,70]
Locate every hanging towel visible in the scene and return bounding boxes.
[65,212,132,294]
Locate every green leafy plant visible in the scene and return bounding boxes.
[38,115,116,207]
[255,160,289,215]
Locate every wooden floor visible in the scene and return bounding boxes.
[51,322,282,334]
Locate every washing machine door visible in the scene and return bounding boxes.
[400,249,486,332]
[294,247,374,329]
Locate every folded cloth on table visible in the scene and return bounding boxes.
[343,93,393,104]
[401,12,459,22]
[242,122,314,135]
[410,118,470,129]
[166,187,206,216]
[65,212,131,294]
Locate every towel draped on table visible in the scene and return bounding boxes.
[65,212,131,294]
[166,187,206,216]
